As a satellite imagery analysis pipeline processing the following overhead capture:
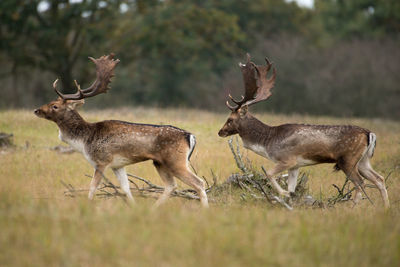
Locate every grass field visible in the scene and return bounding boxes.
[1,108,399,266]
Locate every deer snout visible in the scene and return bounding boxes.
[218,129,227,137]
[34,108,44,118]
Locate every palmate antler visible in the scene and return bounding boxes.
[53,54,120,100]
[226,53,276,111]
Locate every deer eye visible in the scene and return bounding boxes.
[52,105,58,110]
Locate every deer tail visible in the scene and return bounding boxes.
[186,133,196,161]
[367,132,376,158]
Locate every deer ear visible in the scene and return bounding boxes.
[66,99,85,110]
[239,106,248,117]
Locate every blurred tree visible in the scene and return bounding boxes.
[314,0,400,40]
[208,0,312,47]
[112,2,244,107]
[0,0,122,94]
[0,0,398,119]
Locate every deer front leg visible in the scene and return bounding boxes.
[264,162,296,197]
[112,167,135,204]
[88,166,105,200]
[287,168,299,194]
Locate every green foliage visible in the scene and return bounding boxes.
[0,0,121,93]
[112,1,244,107]
[0,0,399,119]
[210,0,311,44]
[314,0,400,40]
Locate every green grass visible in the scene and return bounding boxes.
[1,108,400,266]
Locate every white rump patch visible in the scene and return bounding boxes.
[187,134,196,160]
[368,133,376,158]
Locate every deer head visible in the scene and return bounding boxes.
[218,53,276,137]
[34,54,120,123]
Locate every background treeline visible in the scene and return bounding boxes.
[1,0,399,119]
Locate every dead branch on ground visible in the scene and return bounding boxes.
[51,145,76,154]
[224,137,296,210]
[61,171,217,202]
[0,133,14,149]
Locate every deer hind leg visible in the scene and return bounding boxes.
[153,162,177,208]
[88,166,105,200]
[112,167,135,203]
[169,162,208,208]
[340,159,366,206]
[358,157,390,210]
[350,171,365,206]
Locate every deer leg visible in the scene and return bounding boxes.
[349,173,364,206]
[358,157,390,210]
[88,166,105,200]
[264,163,295,197]
[171,166,209,208]
[112,167,135,204]
[352,180,364,205]
[287,168,299,194]
[342,164,365,206]
[153,164,177,208]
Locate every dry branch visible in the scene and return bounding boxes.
[51,145,76,154]
[326,170,394,207]
[61,171,216,202]
[0,133,14,148]
[225,137,294,210]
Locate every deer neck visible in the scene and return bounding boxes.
[238,114,272,148]
[56,111,92,145]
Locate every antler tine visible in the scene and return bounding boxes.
[73,80,84,98]
[53,79,58,89]
[246,53,251,63]
[226,100,237,111]
[228,94,244,104]
[53,79,64,98]
[54,54,120,100]
[264,57,272,71]
[269,67,277,82]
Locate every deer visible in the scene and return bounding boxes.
[34,54,208,208]
[218,54,390,209]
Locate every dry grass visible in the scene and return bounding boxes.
[0,108,399,266]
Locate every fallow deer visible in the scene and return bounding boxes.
[34,54,208,207]
[218,54,389,209]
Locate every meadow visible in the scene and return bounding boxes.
[0,108,399,266]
